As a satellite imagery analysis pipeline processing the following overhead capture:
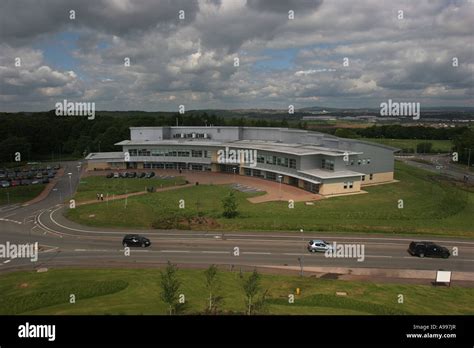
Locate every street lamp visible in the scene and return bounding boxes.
[465,148,472,172]
[299,228,304,277]
[278,175,283,200]
[233,167,237,183]
[68,173,72,195]
[53,188,62,203]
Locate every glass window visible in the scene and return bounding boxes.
[367,158,371,164]
[289,159,296,169]
[369,174,373,180]
[343,182,348,189]
[192,150,203,158]
[349,181,353,189]
[362,175,365,181]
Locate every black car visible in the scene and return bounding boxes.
[122,234,151,248]
[408,241,450,259]
[106,172,114,178]
[128,172,137,178]
[145,172,155,178]
[137,172,146,178]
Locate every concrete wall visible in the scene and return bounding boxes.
[360,171,394,185]
[319,179,361,195]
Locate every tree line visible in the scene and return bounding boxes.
[1,111,472,165]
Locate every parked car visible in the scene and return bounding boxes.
[408,241,450,259]
[307,240,334,253]
[21,179,31,186]
[53,165,60,170]
[106,173,114,178]
[35,173,43,179]
[122,234,151,248]
[113,172,120,178]
[120,172,128,178]
[128,172,137,178]
[0,180,10,188]
[10,180,21,187]
[145,172,155,178]
[42,178,50,184]
[137,172,146,178]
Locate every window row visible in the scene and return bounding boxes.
[257,155,297,169]
[347,158,371,166]
[128,148,210,158]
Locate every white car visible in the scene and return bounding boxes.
[307,240,333,253]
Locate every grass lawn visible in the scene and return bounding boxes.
[0,268,472,315]
[66,162,474,237]
[0,184,46,206]
[74,176,187,202]
[362,138,453,153]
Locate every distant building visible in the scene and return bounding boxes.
[86,126,398,196]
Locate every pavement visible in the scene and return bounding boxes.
[0,160,473,285]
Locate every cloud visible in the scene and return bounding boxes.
[0,0,473,111]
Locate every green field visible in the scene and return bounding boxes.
[1,268,472,315]
[74,176,187,202]
[363,138,453,153]
[0,185,46,206]
[66,162,474,237]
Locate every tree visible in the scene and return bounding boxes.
[222,191,238,218]
[204,265,223,314]
[242,269,267,315]
[159,261,181,315]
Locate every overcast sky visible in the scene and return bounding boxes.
[0,0,473,112]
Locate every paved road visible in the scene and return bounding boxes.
[397,154,473,182]
[1,161,473,275]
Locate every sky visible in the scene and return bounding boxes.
[0,0,473,112]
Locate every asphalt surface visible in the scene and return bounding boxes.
[0,160,473,275]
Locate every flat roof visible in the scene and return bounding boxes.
[298,168,364,179]
[115,139,362,157]
[85,152,124,160]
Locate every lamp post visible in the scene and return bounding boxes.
[67,172,73,196]
[233,167,237,183]
[299,228,304,277]
[278,175,283,200]
[465,148,472,172]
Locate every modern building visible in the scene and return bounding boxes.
[85,126,398,195]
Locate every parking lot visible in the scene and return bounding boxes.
[0,164,60,189]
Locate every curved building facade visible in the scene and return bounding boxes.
[86,126,398,196]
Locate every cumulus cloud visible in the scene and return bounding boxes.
[0,0,472,111]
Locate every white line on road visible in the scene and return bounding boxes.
[160,250,190,253]
[3,260,12,264]
[243,252,272,255]
[201,251,229,254]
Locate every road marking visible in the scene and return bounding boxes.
[364,255,393,258]
[43,206,474,246]
[243,252,272,255]
[0,218,22,224]
[160,250,190,253]
[201,251,229,254]
[3,260,11,264]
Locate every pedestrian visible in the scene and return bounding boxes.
[96,193,100,201]
[100,193,104,201]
